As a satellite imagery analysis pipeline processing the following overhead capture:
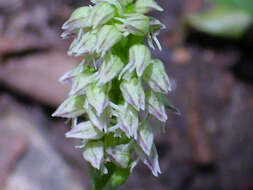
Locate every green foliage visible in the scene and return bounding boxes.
[187,0,253,38]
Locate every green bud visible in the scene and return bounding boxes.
[83,141,104,169]
[95,25,122,56]
[144,59,172,94]
[52,95,85,118]
[116,14,150,36]
[69,69,97,95]
[85,102,108,131]
[89,2,115,28]
[116,104,139,139]
[135,144,161,176]
[129,44,151,77]
[137,121,154,155]
[59,60,85,83]
[62,6,91,29]
[146,90,167,122]
[86,83,109,116]
[61,7,92,39]
[120,77,145,111]
[106,144,131,168]
[68,31,97,56]
[119,44,151,79]
[66,121,103,140]
[98,54,124,85]
[135,0,163,14]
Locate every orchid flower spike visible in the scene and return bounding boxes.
[54,0,179,189]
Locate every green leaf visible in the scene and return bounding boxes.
[210,0,253,14]
[187,7,252,38]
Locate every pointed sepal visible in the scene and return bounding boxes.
[135,0,163,14]
[52,95,85,118]
[137,121,154,155]
[83,141,104,169]
[66,121,103,140]
[146,90,168,122]
[144,59,172,94]
[120,77,145,111]
[86,83,109,116]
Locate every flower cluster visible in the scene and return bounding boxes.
[53,0,177,178]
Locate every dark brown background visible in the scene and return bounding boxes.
[1,0,253,190]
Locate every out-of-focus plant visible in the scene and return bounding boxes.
[53,0,178,189]
[187,0,253,39]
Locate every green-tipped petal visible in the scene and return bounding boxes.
[129,44,151,77]
[106,144,131,168]
[117,104,139,139]
[66,121,103,140]
[62,6,91,29]
[95,25,122,56]
[135,0,163,14]
[120,77,145,111]
[89,2,115,28]
[98,54,124,84]
[86,83,109,116]
[83,141,104,169]
[69,70,97,95]
[146,90,167,122]
[117,14,150,36]
[137,121,154,155]
[144,59,172,94]
[68,31,97,56]
[135,144,161,176]
[85,103,108,131]
[52,95,85,118]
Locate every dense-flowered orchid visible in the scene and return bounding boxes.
[53,0,178,189]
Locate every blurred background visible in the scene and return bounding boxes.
[1,0,253,190]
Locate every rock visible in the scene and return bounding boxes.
[0,95,85,190]
[0,52,77,106]
[0,125,28,189]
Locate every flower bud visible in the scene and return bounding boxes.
[98,54,124,85]
[146,90,167,122]
[86,83,109,116]
[61,7,92,39]
[144,59,172,94]
[116,14,150,36]
[137,121,154,155]
[68,31,97,56]
[85,103,108,131]
[119,44,151,79]
[135,144,161,176]
[52,95,85,118]
[95,25,122,56]
[89,2,115,28]
[62,6,91,30]
[59,60,85,83]
[129,44,151,77]
[83,141,104,169]
[120,77,145,111]
[106,144,131,168]
[69,69,97,95]
[134,0,163,14]
[116,104,139,139]
[66,121,103,140]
